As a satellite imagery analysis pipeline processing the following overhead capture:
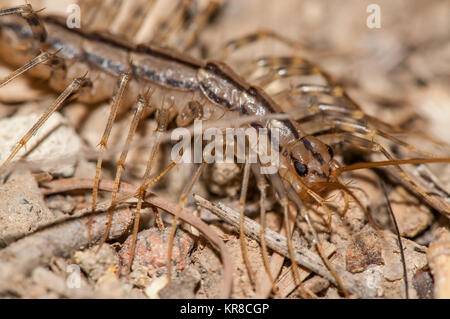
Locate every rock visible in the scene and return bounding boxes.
[346,226,384,273]
[413,269,434,299]
[0,170,59,245]
[204,162,241,197]
[0,111,83,176]
[389,187,434,238]
[428,228,450,298]
[119,228,194,286]
[158,266,201,299]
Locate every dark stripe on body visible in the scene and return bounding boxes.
[301,137,325,165]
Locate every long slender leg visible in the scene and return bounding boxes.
[111,0,156,40]
[251,164,277,293]
[89,71,131,243]
[0,74,88,173]
[0,4,47,47]
[79,0,123,32]
[276,84,364,112]
[380,181,409,299]
[269,173,308,298]
[167,162,205,281]
[293,104,442,158]
[166,100,208,281]
[151,0,188,45]
[0,50,55,89]
[175,0,224,51]
[237,56,336,88]
[284,182,350,297]
[126,98,172,274]
[238,160,256,286]
[113,161,178,209]
[220,30,304,60]
[253,66,330,89]
[320,132,450,215]
[96,94,148,252]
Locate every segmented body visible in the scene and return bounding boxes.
[0,1,449,299]
[0,13,336,200]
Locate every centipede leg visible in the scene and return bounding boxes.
[269,173,308,298]
[238,56,336,89]
[284,182,350,297]
[175,0,224,51]
[167,162,205,281]
[79,0,123,32]
[251,164,277,294]
[127,97,172,275]
[320,132,450,214]
[0,74,88,174]
[111,0,156,40]
[151,0,190,46]
[237,160,256,286]
[0,50,55,89]
[166,99,210,281]
[89,71,131,244]
[220,30,304,60]
[0,3,47,48]
[279,86,447,149]
[96,94,148,253]
[294,103,442,158]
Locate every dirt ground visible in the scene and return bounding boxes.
[0,0,449,299]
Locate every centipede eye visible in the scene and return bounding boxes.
[294,161,308,177]
[327,145,334,158]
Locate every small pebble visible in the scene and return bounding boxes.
[119,228,193,274]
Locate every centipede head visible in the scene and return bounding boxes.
[279,135,336,201]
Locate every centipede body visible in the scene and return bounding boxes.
[0,0,449,299]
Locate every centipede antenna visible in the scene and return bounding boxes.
[333,158,450,177]
[380,181,409,299]
[334,153,450,215]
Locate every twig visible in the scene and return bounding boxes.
[39,178,233,299]
[0,200,135,294]
[194,194,376,298]
[255,202,295,299]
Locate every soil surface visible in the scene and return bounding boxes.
[0,0,449,299]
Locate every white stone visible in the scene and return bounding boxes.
[0,112,83,176]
